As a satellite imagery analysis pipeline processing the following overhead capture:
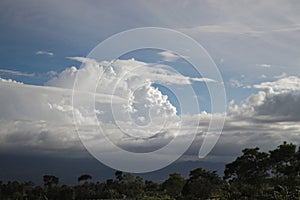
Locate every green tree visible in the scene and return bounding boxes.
[224,147,270,183]
[115,170,123,181]
[59,185,75,200]
[270,142,297,178]
[269,142,300,197]
[182,168,223,200]
[78,174,92,183]
[224,147,270,198]
[43,175,59,187]
[102,179,121,199]
[162,173,185,199]
[120,173,145,198]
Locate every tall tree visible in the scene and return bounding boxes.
[162,173,185,198]
[78,174,92,183]
[269,142,299,194]
[224,147,269,184]
[223,147,270,198]
[43,175,59,187]
[182,168,223,200]
[269,142,297,178]
[115,171,123,182]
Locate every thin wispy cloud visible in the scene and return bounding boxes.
[35,50,54,56]
[274,73,287,79]
[256,64,271,68]
[271,23,300,33]
[179,24,264,36]
[179,23,300,36]
[0,69,35,77]
[158,51,189,62]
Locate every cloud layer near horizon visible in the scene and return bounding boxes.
[0,58,299,164]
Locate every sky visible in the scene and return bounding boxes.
[1,0,300,184]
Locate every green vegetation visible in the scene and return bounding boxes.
[0,142,299,199]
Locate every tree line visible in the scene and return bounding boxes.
[0,141,299,199]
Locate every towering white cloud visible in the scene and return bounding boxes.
[0,61,300,164]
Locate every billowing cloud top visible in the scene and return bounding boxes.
[0,59,299,165]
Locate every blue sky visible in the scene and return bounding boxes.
[1,0,300,99]
[1,0,300,107]
[1,0,300,183]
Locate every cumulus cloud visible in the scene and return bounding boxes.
[47,57,216,89]
[229,79,243,88]
[0,58,197,156]
[253,76,300,92]
[1,59,300,165]
[0,81,77,155]
[229,76,300,122]
[46,66,78,89]
[0,77,23,84]
[0,77,128,156]
[196,76,300,161]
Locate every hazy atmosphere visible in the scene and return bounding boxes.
[1,0,300,190]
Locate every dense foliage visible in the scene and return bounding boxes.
[0,142,299,199]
